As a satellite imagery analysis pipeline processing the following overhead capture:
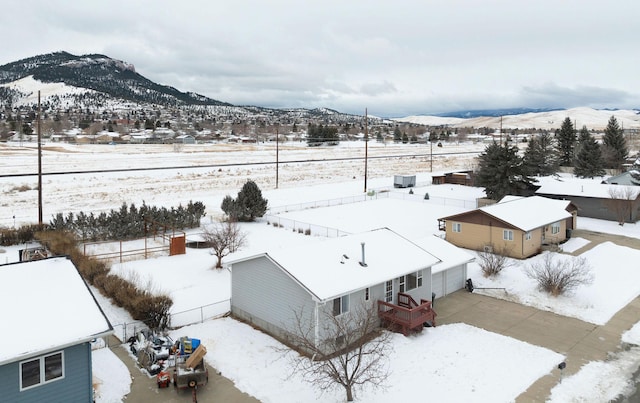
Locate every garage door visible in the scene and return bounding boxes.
[432,264,467,299]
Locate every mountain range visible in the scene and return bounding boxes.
[0,51,638,130]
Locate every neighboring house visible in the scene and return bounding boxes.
[0,256,113,402]
[229,228,440,353]
[438,196,577,259]
[536,181,640,223]
[602,171,639,186]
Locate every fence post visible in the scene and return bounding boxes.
[201,307,204,323]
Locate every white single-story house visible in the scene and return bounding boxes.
[0,256,113,402]
[229,228,441,353]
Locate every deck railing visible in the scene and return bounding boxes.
[378,293,436,335]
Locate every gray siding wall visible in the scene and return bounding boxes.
[231,257,317,343]
[0,343,92,402]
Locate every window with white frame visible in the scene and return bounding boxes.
[503,229,514,241]
[333,295,349,316]
[385,280,393,302]
[525,231,532,240]
[400,271,423,292]
[20,351,64,390]
[551,222,561,234]
[452,222,461,233]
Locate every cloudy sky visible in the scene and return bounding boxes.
[3,1,639,117]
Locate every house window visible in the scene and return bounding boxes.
[365,287,370,301]
[333,295,349,316]
[503,230,514,241]
[20,351,64,390]
[385,280,393,302]
[551,222,561,234]
[452,222,461,233]
[400,271,423,292]
[525,231,532,240]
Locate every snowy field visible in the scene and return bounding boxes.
[2,140,640,402]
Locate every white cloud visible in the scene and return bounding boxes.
[2,0,640,116]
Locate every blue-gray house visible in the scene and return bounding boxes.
[229,228,441,353]
[0,256,113,402]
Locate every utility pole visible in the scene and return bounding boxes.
[275,124,279,189]
[37,90,43,225]
[364,108,368,193]
[430,139,433,172]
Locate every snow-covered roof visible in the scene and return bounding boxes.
[0,257,112,365]
[478,196,572,231]
[536,180,639,199]
[232,228,441,302]
[414,235,475,274]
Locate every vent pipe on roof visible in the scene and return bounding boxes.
[359,242,367,267]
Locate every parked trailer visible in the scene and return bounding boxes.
[173,344,208,390]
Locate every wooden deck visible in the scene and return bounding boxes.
[378,293,437,336]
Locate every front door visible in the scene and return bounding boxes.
[385,280,393,303]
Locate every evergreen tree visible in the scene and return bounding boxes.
[221,180,268,222]
[476,142,534,201]
[630,154,640,185]
[555,117,576,167]
[523,131,558,176]
[393,127,402,142]
[574,126,605,178]
[602,116,629,171]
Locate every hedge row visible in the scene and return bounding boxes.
[37,230,172,331]
[49,201,206,242]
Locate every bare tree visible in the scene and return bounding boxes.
[477,244,513,277]
[202,221,246,269]
[607,187,639,225]
[281,302,392,402]
[526,254,594,296]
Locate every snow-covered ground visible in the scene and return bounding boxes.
[2,141,640,402]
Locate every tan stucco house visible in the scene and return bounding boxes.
[438,196,578,259]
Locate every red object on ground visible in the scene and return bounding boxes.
[157,371,171,388]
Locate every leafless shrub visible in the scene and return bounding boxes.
[607,187,639,225]
[278,303,392,402]
[477,244,513,277]
[526,254,594,296]
[202,221,247,269]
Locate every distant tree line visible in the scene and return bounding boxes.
[307,123,339,146]
[476,115,630,200]
[49,201,206,241]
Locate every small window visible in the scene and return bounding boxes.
[333,295,349,316]
[503,230,513,241]
[417,270,423,287]
[452,222,461,233]
[551,222,561,234]
[364,287,370,301]
[525,231,532,240]
[21,351,64,390]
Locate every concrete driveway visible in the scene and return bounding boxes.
[108,340,259,403]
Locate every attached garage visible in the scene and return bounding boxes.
[432,264,467,298]
[416,235,475,300]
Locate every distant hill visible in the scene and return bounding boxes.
[435,108,561,119]
[397,107,640,130]
[0,51,232,108]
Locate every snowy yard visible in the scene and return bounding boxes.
[2,142,640,402]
